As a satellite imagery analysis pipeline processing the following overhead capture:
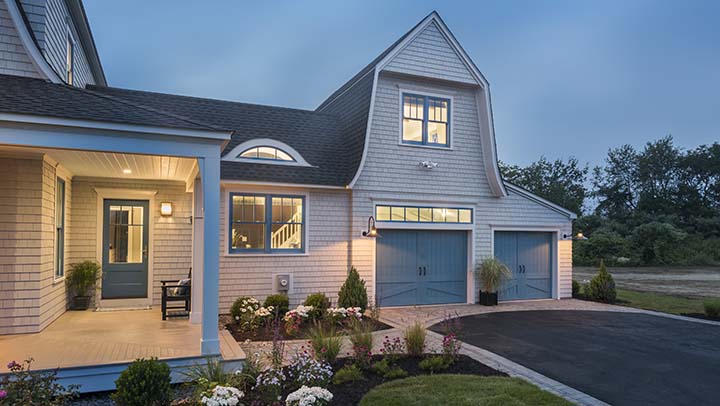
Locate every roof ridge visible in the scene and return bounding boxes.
[88,84,340,117]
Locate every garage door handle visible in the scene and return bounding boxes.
[418,266,422,276]
[423,266,427,276]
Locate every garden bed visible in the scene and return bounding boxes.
[221,314,392,342]
[325,354,506,405]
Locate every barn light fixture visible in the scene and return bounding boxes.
[362,216,379,238]
[563,231,588,240]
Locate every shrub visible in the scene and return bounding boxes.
[304,293,331,321]
[403,322,426,357]
[288,350,333,388]
[0,358,78,406]
[587,260,617,303]
[264,294,289,318]
[112,358,172,406]
[183,357,231,401]
[338,266,368,312]
[230,296,260,331]
[66,260,100,297]
[572,280,581,298]
[308,324,343,363]
[332,364,364,385]
[283,305,313,336]
[419,355,452,374]
[704,299,720,319]
[326,306,363,325]
[474,257,512,293]
[372,358,408,380]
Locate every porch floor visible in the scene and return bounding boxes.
[0,309,243,372]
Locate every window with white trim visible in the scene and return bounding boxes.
[55,178,66,279]
[229,193,304,253]
[402,93,450,147]
[238,146,295,162]
[66,31,74,85]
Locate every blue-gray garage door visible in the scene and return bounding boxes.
[494,231,553,300]
[376,230,467,306]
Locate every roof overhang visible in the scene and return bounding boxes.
[504,182,578,220]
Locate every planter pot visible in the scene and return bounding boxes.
[70,296,91,310]
[479,291,498,306]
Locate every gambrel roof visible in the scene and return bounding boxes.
[0,11,506,193]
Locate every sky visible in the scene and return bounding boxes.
[84,0,720,168]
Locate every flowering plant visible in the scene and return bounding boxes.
[351,344,373,370]
[254,367,286,402]
[201,385,245,406]
[0,358,78,405]
[285,386,333,406]
[442,332,462,361]
[283,305,314,336]
[326,307,362,324]
[379,335,405,364]
[288,350,333,388]
[231,296,261,331]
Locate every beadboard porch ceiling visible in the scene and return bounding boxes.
[0,145,197,182]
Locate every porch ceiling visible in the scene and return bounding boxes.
[0,145,196,182]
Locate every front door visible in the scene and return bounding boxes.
[376,229,467,306]
[102,200,150,299]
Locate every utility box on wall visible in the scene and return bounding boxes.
[276,274,290,293]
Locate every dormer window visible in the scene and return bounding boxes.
[239,146,295,162]
[401,93,450,147]
[223,138,312,167]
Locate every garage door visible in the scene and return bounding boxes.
[494,231,553,300]
[376,230,467,306]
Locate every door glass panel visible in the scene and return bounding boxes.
[108,205,144,264]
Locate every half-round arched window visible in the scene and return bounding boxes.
[222,138,312,167]
[239,146,295,162]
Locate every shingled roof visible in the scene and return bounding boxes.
[0,13,441,187]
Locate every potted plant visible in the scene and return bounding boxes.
[66,260,100,310]
[474,257,512,306]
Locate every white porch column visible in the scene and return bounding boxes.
[189,178,204,324]
[199,156,221,355]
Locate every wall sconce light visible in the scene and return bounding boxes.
[563,231,588,240]
[160,202,173,217]
[362,216,380,238]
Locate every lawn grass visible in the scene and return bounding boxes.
[615,288,707,316]
[358,375,572,406]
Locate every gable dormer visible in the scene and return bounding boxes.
[0,0,106,87]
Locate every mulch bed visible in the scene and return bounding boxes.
[222,315,393,342]
[326,354,507,405]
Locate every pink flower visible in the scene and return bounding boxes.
[0,390,7,398]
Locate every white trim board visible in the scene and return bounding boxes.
[503,182,577,219]
[222,138,313,167]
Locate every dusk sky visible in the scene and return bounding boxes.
[84,0,719,168]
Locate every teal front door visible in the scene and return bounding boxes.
[494,231,553,300]
[102,200,150,299]
[376,230,468,306]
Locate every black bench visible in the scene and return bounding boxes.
[161,268,191,320]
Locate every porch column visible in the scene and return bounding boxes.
[199,155,221,355]
[189,178,204,324]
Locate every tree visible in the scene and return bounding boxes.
[635,136,682,216]
[592,144,639,219]
[500,156,588,215]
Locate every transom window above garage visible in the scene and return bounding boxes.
[376,205,472,223]
[402,93,450,147]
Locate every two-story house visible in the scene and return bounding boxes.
[0,1,575,391]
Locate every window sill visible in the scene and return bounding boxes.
[398,142,452,151]
[52,276,65,285]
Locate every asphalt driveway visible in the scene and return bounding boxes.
[430,310,720,406]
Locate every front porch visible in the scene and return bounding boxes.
[0,309,244,391]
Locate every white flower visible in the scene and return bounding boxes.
[284,305,314,321]
[201,385,244,406]
[286,386,333,406]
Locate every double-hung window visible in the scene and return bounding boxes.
[55,178,66,279]
[229,193,304,253]
[402,93,450,147]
